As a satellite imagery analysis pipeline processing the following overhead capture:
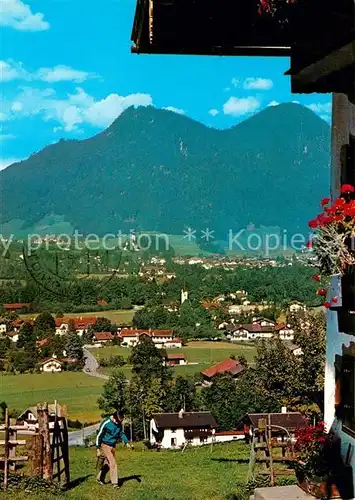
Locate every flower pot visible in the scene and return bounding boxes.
[298,479,341,498]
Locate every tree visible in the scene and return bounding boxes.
[165,376,199,412]
[98,369,128,416]
[202,373,240,431]
[34,312,55,339]
[130,337,170,386]
[67,319,77,335]
[65,332,83,360]
[92,317,112,332]
[18,321,36,348]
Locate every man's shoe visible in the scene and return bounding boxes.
[113,479,123,488]
[96,479,105,485]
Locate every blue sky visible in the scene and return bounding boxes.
[1,0,332,169]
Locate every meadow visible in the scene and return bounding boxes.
[3,441,253,500]
[0,372,104,422]
[94,340,257,377]
[20,309,135,325]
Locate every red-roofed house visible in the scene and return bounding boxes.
[201,358,245,385]
[3,303,31,312]
[55,316,97,337]
[93,332,115,344]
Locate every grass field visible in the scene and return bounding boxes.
[20,309,135,325]
[94,341,257,377]
[3,442,253,500]
[0,372,104,422]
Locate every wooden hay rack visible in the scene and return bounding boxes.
[0,402,70,491]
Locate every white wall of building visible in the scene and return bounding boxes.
[325,306,355,491]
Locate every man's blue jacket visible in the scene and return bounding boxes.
[96,417,129,448]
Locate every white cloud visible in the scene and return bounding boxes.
[223,96,261,117]
[231,78,239,88]
[208,109,219,117]
[0,60,28,82]
[0,60,97,83]
[268,100,279,107]
[8,87,153,131]
[163,106,185,115]
[11,101,23,111]
[306,102,332,114]
[1,0,49,31]
[243,78,274,90]
[0,158,23,170]
[35,65,97,83]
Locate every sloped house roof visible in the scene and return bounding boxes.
[153,411,217,429]
[201,358,245,379]
[131,0,293,56]
[131,0,355,98]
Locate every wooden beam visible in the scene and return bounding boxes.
[0,440,26,445]
[293,42,355,85]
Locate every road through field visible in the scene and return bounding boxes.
[83,347,109,380]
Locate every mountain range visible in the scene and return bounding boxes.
[0,103,330,238]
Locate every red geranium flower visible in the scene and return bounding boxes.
[308,219,318,229]
[341,184,355,194]
[306,240,312,249]
[316,289,327,296]
[324,301,331,309]
[331,297,338,303]
[312,274,320,281]
[321,197,330,206]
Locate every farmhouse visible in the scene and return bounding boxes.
[288,301,307,313]
[55,316,97,336]
[165,338,182,348]
[3,303,31,312]
[149,410,217,448]
[244,411,308,442]
[119,328,174,347]
[164,353,186,366]
[0,322,6,334]
[6,331,19,343]
[40,356,63,372]
[93,332,115,344]
[201,358,245,386]
[229,322,294,341]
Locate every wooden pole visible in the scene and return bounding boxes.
[3,408,9,490]
[30,434,44,477]
[37,403,53,481]
[267,415,274,486]
[9,428,16,471]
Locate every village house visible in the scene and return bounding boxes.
[229,321,294,342]
[164,353,186,366]
[164,338,182,348]
[119,328,174,347]
[201,358,245,386]
[93,332,115,344]
[6,331,19,343]
[18,403,63,431]
[244,410,308,443]
[55,316,97,336]
[285,342,303,357]
[0,322,7,334]
[39,355,63,372]
[288,301,307,313]
[2,303,31,313]
[149,410,217,448]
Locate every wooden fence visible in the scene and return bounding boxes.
[0,402,70,491]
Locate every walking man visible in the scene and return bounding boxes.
[96,409,133,487]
